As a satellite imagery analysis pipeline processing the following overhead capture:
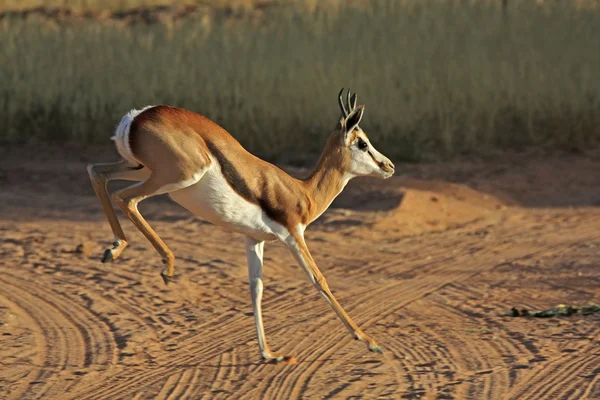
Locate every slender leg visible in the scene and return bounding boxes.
[87,161,150,262]
[111,176,190,285]
[284,232,382,354]
[244,237,295,363]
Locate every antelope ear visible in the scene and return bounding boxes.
[343,105,364,146]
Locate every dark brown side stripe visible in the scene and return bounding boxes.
[206,141,254,200]
[205,140,287,225]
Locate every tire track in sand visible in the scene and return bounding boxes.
[237,226,593,400]
[506,339,600,400]
[0,291,47,400]
[4,199,600,399]
[0,275,92,399]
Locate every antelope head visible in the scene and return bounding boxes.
[335,88,395,179]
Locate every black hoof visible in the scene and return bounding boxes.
[101,249,113,263]
[369,345,383,354]
[161,272,172,286]
[263,355,296,364]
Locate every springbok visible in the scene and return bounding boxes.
[87,89,395,362]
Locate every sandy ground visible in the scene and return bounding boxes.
[0,144,599,399]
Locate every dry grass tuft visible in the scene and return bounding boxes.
[1,0,600,161]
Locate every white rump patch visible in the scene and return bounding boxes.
[111,105,155,166]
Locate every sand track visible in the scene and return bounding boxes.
[1,146,599,399]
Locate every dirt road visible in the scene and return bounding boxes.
[1,145,599,399]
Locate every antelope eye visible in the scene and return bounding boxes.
[357,139,368,151]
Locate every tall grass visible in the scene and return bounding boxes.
[2,1,600,161]
[0,0,266,11]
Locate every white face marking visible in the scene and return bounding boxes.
[347,129,394,179]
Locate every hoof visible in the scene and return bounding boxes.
[369,344,383,354]
[264,355,296,364]
[101,249,113,263]
[160,272,173,286]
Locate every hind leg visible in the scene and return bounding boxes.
[111,173,202,284]
[87,161,151,262]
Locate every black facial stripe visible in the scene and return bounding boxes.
[367,150,382,166]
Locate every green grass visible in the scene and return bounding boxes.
[2,1,600,162]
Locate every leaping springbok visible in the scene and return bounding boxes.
[87,89,395,362]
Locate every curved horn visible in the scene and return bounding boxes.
[349,93,357,111]
[346,89,352,113]
[338,87,349,118]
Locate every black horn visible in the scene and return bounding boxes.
[346,89,352,113]
[349,93,357,112]
[338,87,349,118]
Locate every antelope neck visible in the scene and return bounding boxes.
[302,151,352,223]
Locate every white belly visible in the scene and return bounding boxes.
[168,165,281,241]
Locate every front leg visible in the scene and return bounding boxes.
[244,236,295,363]
[284,231,383,354]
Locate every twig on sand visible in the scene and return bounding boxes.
[499,303,600,318]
